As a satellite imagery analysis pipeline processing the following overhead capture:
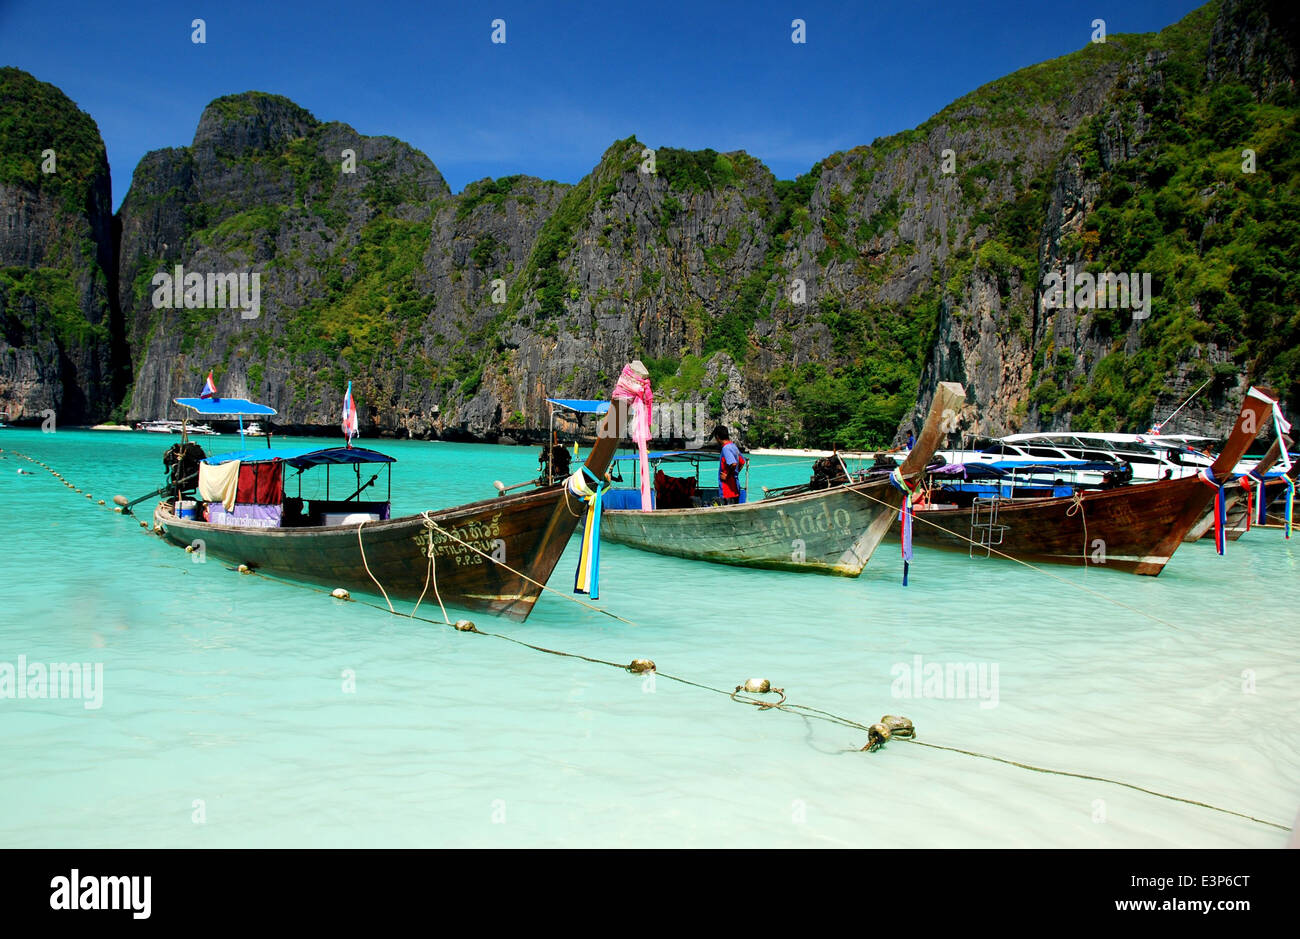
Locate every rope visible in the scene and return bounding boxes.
[355,519,395,612]
[1065,490,1089,569]
[419,512,637,625]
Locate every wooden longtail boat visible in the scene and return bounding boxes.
[900,387,1279,574]
[152,383,638,621]
[598,382,966,575]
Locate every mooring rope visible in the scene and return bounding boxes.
[6,446,1291,835]
[1065,490,1089,570]
[418,511,637,625]
[355,519,395,613]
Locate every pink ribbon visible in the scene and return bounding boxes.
[612,364,654,511]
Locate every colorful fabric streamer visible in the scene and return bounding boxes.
[889,468,921,585]
[1199,468,1227,555]
[612,364,654,511]
[1250,470,1268,527]
[1283,477,1295,539]
[1238,474,1254,532]
[569,467,607,598]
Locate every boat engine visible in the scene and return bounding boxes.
[163,441,207,492]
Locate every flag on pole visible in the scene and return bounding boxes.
[199,370,218,399]
[342,381,358,447]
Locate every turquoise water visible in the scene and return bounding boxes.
[1,428,1297,847]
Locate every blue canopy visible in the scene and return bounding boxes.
[611,450,700,463]
[547,398,609,415]
[175,397,277,416]
[204,446,394,468]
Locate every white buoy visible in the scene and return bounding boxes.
[331,588,351,600]
[743,678,771,694]
[237,564,251,574]
[454,619,477,632]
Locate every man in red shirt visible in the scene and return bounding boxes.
[713,425,745,504]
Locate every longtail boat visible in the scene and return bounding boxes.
[598,382,966,575]
[148,367,647,621]
[902,386,1280,575]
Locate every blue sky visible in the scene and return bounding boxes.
[0,0,1202,209]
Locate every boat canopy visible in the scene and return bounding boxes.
[610,450,700,463]
[174,397,277,416]
[203,446,395,468]
[986,460,1123,474]
[546,398,610,415]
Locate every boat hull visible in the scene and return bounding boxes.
[156,485,579,621]
[903,475,1223,575]
[601,479,903,576]
[600,380,965,576]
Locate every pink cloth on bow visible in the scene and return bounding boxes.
[612,365,654,511]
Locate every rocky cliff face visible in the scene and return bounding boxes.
[2,0,1296,445]
[0,67,124,424]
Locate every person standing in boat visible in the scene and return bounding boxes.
[713,425,746,505]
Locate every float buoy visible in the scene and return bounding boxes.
[880,714,915,739]
[454,619,477,632]
[862,723,892,752]
[113,495,128,506]
[237,564,251,574]
[743,678,771,694]
[627,659,656,673]
[330,588,351,600]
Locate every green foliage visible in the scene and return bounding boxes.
[456,175,522,220]
[0,67,107,216]
[1048,63,1300,422]
[656,147,738,191]
[0,266,106,347]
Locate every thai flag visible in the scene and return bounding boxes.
[342,381,358,446]
[199,370,217,399]
[1147,422,1162,435]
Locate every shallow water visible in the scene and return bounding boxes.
[1,429,1296,847]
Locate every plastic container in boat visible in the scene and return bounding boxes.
[176,500,198,520]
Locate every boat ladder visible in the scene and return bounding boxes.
[969,495,1009,557]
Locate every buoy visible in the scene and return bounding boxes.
[84,493,92,499]
[330,587,351,600]
[139,520,148,528]
[862,723,892,752]
[184,545,195,553]
[880,715,915,739]
[237,564,251,574]
[153,524,162,534]
[97,500,105,506]
[113,495,128,506]
[113,507,123,514]
[627,658,656,673]
[743,678,771,694]
[454,619,477,632]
